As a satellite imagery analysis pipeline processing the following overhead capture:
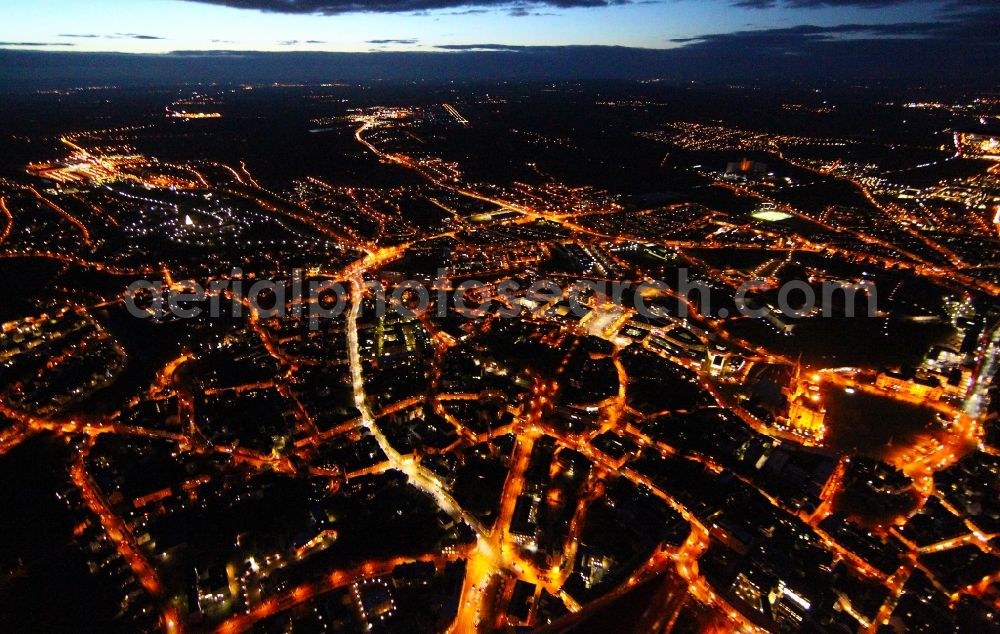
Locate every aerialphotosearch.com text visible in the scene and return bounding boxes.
[125,267,877,329]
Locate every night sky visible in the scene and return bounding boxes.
[1,0,997,86]
[2,0,995,52]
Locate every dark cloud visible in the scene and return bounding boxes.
[670,9,1000,45]
[434,43,529,50]
[58,33,164,40]
[508,6,557,15]
[367,38,419,44]
[730,0,985,7]
[114,33,165,40]
[279,39,328,44]
[176,0,998,15]
[180,0,631,15]
[732,0,913,7]
[730,0,999,11]
[0,41,75,47]
[669,22,939,43]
